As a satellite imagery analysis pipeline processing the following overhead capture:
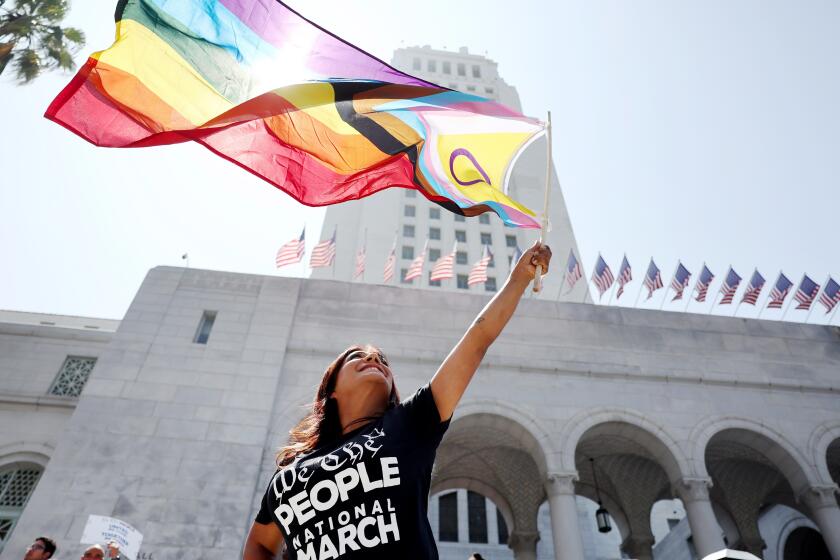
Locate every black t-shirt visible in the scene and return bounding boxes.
[256,383,450,560]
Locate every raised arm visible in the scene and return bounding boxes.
[430,241,552,421]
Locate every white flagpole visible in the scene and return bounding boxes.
[829,296,840,325]
[757,270,779,320]
[533,112,552,293]
[805,275,828,324]
[733,268,754,318]
[708,265,728,315]
[781,273,805,321]
[606,255,620,307]
[685,262,702,313]
[634,258,651,308]
[660,261,679,310]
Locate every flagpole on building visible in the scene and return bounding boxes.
[757,270,777,320]
[634,258,649,308]
[606,255,620,307]
[533,112,552,293]
[660,261,679,310]
[708,265,730,315]
[829,298,840,326]
[733,268,753,318]
[781,273,805,321]
[685,262,701,313]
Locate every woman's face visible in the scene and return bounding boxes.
[332,347,393,401]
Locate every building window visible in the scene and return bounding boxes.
[497,509,509,545]
[454,214,465,222]
[457,274,469,289]
[472,65,481,78]
[480,232,492,245]
[467,85,476,92]
[506,235,517,248]
[439,492,458,542]
[193,311,216,345]
[456,251,468,265]
[405,189,416,198]
[455,230,466,243]
[488,254,495,268]
[429,248,441,262]
[457,62,466,76]
[427,60,437,72]
[402,246,414,260]
[403,224,415,238]
[428,272,441,287]
[429,227,441,240]
[485,277,497,292]
[485,87,494,95]
[400,268,410,284]
[479,214,490,224]
[449,83,458,89]
[0,465,43,551]
[404,205,415,217]
[49,357,97,397]
[412,57,421,70]
[443,61,451,74]
[467,491,488,543]
[429,208,440,220]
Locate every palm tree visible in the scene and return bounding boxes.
[0,0,85,84]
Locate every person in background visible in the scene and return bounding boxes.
[23,537,56,560]
[106,540,122,560]
[81,545,105,559]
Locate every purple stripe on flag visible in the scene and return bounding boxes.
[217,0,433,86]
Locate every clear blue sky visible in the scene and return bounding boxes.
[1,1,837,322]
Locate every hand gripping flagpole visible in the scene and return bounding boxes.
[533,112,552,293]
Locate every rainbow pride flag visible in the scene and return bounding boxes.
[46,0,545,227]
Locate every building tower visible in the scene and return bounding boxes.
[312,46,589,302]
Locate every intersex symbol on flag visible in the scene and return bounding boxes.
[46,0,545,228]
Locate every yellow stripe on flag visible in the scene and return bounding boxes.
[92,19,233,127]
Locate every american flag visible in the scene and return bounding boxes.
[644,259,663,300]
[693,265,714,302]
[511,245,523,269]
[430,243,457,281]
[670,263,692,301]
[275,227,305,268]
[404,241,427,282]
[565,250,583,290]
[591,255,615,298]
[740,269,766,305]
[794,275,820,310]
[616,256,632,299]
[766,272,793,309]
[309,229,337,268]
[468,246,493,286]
[819,277,840,313]
[382,240,396,283]
[353,245,366,280]
[718,267,742,305]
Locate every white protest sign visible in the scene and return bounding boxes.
[80,515,143,560]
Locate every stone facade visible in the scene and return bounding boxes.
[1,268,839,560]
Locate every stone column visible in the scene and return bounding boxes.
[545,473,586,560]
[800,485,840,560]
[621,533,655,560]
[676,478,726,558]
[508,530,540,560]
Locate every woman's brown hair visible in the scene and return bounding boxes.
[275,345,400,467]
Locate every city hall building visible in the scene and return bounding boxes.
[1,47,839,560]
